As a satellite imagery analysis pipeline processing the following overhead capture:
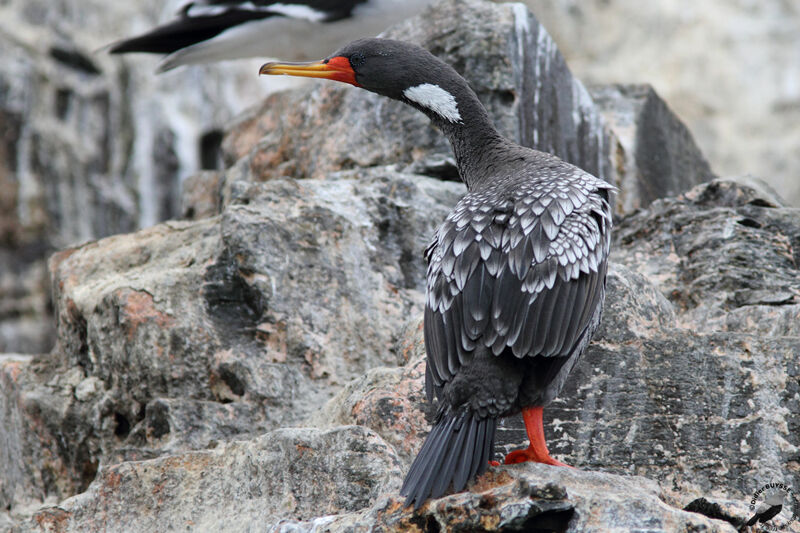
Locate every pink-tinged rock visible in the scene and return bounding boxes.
[21,426,401,533]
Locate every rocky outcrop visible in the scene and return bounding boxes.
[2,1,798,532]
[223,0,612,187]
[589,84,716,214]
[0,0,268,354]
[0,170,463,514]
[3,0,796,375]
[525,0,800,208]
[20,458,740,533]
[26,426,402,533]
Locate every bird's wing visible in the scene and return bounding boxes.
[109,7,273,55]
[109,0,364,55]
[192,1,365,21]
[424,170,614,400]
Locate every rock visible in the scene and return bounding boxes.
[2,0,796,364]
[16,439,742,533]
[0,170,464,514]
[25,465,740,533]
[119,398,270,458]
[718,175,786,208]
[0,356,35,513]
[0,0,268,243]
[180,170,224,220]
[612,179,800,336]
[242,465,739,532]
[684,498,751,532]
[523,0,800,207]
[0,0,716,357]
[19,426,402,533]
[308,320,432,464]
[224,0,712,221]
[589,84,716,213]
[0,353,100,516]
[0,0,269,354]
[0,247,55,355]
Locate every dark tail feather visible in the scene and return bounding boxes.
[400,411,496,509]
[108,11,272,55]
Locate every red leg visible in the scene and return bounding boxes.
[504,406,569,466]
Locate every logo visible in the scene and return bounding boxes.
[746,482,799,531]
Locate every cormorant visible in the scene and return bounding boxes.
[260,37,614,509]
[107,0,431,72]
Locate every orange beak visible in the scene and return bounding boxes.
[258,56,358,86]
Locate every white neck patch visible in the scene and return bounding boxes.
[403,83,462,123]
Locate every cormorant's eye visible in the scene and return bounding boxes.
[350,52,366,69]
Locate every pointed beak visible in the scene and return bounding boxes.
[259,56,358,86]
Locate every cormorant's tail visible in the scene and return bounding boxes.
[400,410,496,509]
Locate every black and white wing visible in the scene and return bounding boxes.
[111,1,357,53]
[423,169,614,400]
[108,0,430,71]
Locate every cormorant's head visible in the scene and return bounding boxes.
[260,38,466,125]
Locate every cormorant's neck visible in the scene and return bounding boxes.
[405,78,507,191]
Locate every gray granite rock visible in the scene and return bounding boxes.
[612,179,800,337]
[0,0,715,357]
[268,464,739,533]
[224,0,712,222]
[590,83,717,213]
[523,0,800,208]
[18,426,402,533]
[0,170,463,514]
[0,0,268,354]
[14,441,743,533]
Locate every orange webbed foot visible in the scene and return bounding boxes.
[504,406,572,467]
[503,446,569,466]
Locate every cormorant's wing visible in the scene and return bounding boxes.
[424,167,614,401]
[108,0,365,55]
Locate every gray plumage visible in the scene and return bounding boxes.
[405,147,612,507]
[425,160,613,396]
[261,38,615,510]
[392,38,615,506]
[393,40,615,506]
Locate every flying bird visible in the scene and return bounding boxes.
[108,0,431,72]
[260,38,614,509]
